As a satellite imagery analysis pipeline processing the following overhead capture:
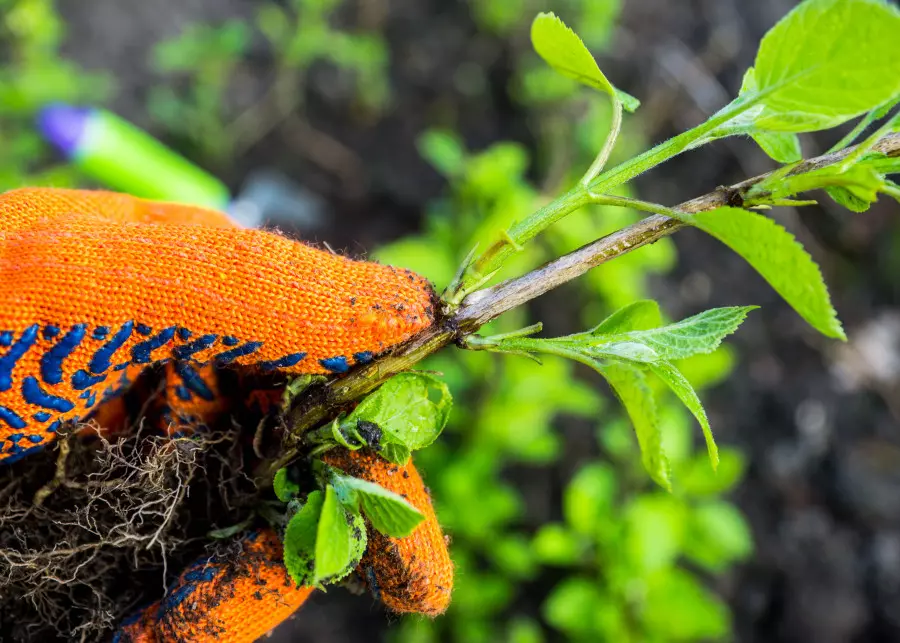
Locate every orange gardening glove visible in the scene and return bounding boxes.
[0,188,452,641]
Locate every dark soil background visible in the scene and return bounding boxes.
[52,0,900,641]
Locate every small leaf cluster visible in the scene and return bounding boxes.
[307,372,452,464]
[538,451,751,642]
[255,0,390,111]
[530,12,639,113]
[707,0,900,209]
[469,303,754,489]
[276,371,449,586]
[274,459,424,587]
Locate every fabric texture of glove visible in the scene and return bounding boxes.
[0,187,435,463]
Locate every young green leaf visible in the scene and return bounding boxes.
[591,341,659,363]
[283,490,325,586]
[733,68,803,160]
[828,95,900,153]
[207,518,253,540]
[331,473,425,538]
[863,154,900,176]
[563,463,617,536]
[273,467,300,503]
[825,186,875,213]
[314,485,366,584]
[754,163,886,207]
[704,67,800,160]
[530,12,638,111]
[751,131,802,164]
[591,300,663,335]
[418,128,466,178]
[599,362,670,490]
[614,307,757,361]
[345,372,452,463]
[673,207,844,339]
[379,443,412,466]
[648,361,718,469]
[679,448,746,496]
[683,500,754,572]
[750,0,900,132]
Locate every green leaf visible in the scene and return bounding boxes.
[599,362,670,490]
[616,306,756,360]
[563,463,617,535]
[542,577,606,637]
[591,300,662,335]
[750,0,900,132]
[762,163,885,204]
[489,535,538,580]
[283,490,324,586]
[673,207,844,339]
[617,91,640,114]
[345,372,452,459]
[683,500,754,572]
[330,472,425,538]
[507,617,546,643]
[624,493,687,573]
[530,12,638,111]
[642,569,730,640]
[207,517,253,540]
[737,67,803,162]
[679,448,746,496]
[379,442,412,465]
[752,130,802,163]
[648,361,718,469]
[531,523,585,566]
[256,4,290,47]
[676,346,736,391]
[825,185,875,212]
[592,341,659,363]
[862,153,900,176]
[418,128,466,177]
[874,95,900,121]
[314,485,366,583]
[273,467,300,503]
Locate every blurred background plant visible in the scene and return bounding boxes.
[0,0,112,188]
[2,0,899,642]
[374,5,752,636]
[147,0,389,164]
[376,125,753,641]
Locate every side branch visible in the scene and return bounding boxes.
[457,132,900,327]
[259,132,900,481]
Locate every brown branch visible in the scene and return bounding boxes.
[257,131,900,481]
[457,132,900,327]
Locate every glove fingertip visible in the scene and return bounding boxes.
[113,529,314,643]
[323,449,453,616]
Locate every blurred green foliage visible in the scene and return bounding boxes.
[0,0,112,189]
[0,0,752,640]
[148,0,389,162]
[375,2,753,641]
[148,19,251,161]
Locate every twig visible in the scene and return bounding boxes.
[458,131,900,327]
[256,132,900,482]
